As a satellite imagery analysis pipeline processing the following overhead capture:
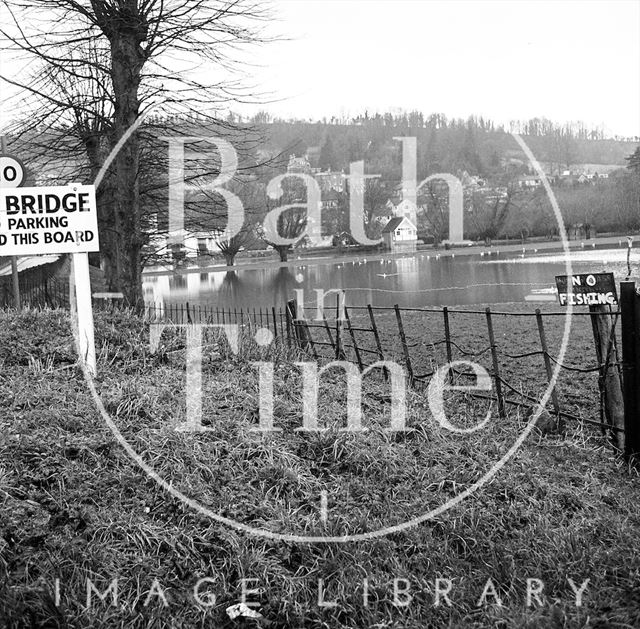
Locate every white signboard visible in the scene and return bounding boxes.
[0,184,99,255]
[0,155,26,188]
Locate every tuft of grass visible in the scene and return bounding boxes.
[1,308,639,628]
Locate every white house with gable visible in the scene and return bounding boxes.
[381,216,417,249]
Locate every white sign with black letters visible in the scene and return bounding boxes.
[0,154,26,188]
[0,184,99,256]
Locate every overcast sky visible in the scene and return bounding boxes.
[241,0,640,137]
[1,0,639,137]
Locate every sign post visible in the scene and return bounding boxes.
[10,255,20,310]
[556,272,624,446]
[620,281,640,457]
[0,183,100,375]
[71,251,96,375]
[0,136,25,309]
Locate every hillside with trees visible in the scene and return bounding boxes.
[5,108,640,271]
[249,113,636,180]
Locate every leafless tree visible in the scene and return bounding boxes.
[1,0,272,303]
[362,179,387,239]
[417,181,448,246]
[469,186,519,245]
[258,206,306,263]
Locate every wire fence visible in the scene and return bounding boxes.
[141,297,622,440]
[1,273,623,441]
[284,299,624,440]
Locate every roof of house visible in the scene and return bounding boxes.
[0,254,61,277]
[382,216,416,233]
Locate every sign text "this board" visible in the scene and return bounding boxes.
[0,185,99,256]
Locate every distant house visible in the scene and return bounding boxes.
[381,216,418,249]
[321,188,340,211]
[286,154,312,174]
[459,170,486,189]
[387,198,418,226]
[162,229,226,260]
[315,170,345,193]
[516,174,542,189]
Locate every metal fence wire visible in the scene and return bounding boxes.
[285,299,625,440]
[1,275,624,441]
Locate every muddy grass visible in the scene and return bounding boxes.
[1,308,639,628]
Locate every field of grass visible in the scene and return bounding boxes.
[1,308,639,628]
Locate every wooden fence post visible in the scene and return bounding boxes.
[322,315,336,354]
[335,317,345,360]
[287,299,311,352]
[368,304,388,381]
[535,309,561,418]
[271,307,278,339]
[344,306,364,370]
[394,304,414,386]
[11,256,20,310]
[303,314,318,360]
[285,305,292,348]
[286,300,297,347]
[621,281,640,457]
[442,307,453,365]
[589,304,625,444]
[368,305,385,362]
[442,306,454,384]
[485,307,506,421]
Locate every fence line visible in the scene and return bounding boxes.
[289,299,624,441]
[1,275,624,441]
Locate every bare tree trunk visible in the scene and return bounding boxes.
[109,22,145,304]
[276,246,289,262]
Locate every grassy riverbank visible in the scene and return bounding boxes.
[1,308,639,628]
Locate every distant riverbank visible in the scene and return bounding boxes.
[143,234,640,277]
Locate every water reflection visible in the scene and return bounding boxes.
[143,249,630,309]
[219,271,243,301]
[270,268,295,306]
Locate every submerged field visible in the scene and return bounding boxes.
[1,308,639,628]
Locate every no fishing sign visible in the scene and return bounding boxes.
[555,272,618,306]
[0,185,99,255]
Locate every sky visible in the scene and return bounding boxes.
[237,0,640,137]
[1,0,639,137]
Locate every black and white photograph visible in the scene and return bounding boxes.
[1,1,640,626]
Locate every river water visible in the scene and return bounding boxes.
[142,246,640,310]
